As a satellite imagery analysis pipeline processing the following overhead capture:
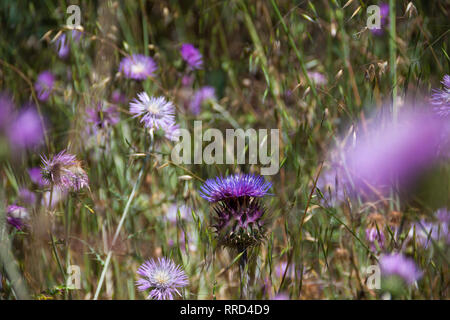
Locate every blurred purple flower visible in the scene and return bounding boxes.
[166,204,192,224]
[6,205,29,230]
[431,75,450,118]
[111,90,127,105]
[343,109,446,196]
[136,257,189,300]
[86,103,120,133]
[365,227,385,252]
[19,188,36,205]
[189,86,216,115]
[380,253,422,285]
[307,71,327,86]
[275,262,300,279]
[271,292,290,300]
[181,74,194,87]
[180,43,203,70]
[119,54,157,80]
[29,167,45,186]
[54,30,82,59]
[8,107,44,149]
[41,150,89,191]
[129,93,176,133]
[35,71,55,102]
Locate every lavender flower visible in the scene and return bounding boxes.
[200,173,272,203]
[189,86,216,115]
[40,150,89,191]
[54,30,82,59]
[129,93,176,133]
[275,262,300,279]
[19,188,36,205]
[8,107,44,149]
[35,71,55,102]
[380,253,422,285]
[136,257,189,300]
[200,173,271,249]
[86,103,120,133]
[307,71,327,86]
[119,54,157,80]
[431,75,450,118]
[6,205,29,230]
[180,44,203,70]
[365,213,386,252]
[111,90,127,105]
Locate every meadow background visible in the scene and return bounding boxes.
[0,0,448,300]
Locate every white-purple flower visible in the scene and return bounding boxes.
[136,257,189,300]
[6,205,29,230]
[119,54,157,80]
[166,204,192,224]
[8,106,44,150]
[129,93,176,133]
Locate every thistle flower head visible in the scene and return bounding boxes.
[7,205,29,230]
[180,43,203,70]
[129,93,176,134]
[380,253,422,285]
[119,54,157,80]
[431,74,450,118]
[35,71,54,102]
[136,258,189,300]
[40,150,89,191]
[199,173,272,203]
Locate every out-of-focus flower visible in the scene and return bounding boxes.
[380,253,422,285]
[275,262,300,280]
[42,188,67,208]
[342,109,446,197]
[119,54,157,80]
[189,86,216,115]
[307,71,327,86]
[316,165,349,206]
[41,150,89,191]
[180,43,203,70]
[29,167,45,186]
[163,122,181,141]
[130,93,176,134]
[431,75,450,118]
[200,173,271,250]
[365,213,386,252]
[181,74,194,87]
[136,257,189,300]
[271,292,290,300]
[166,204,192,223]
[111,90,127,105]
[370,3,389,36]
[54,30,82,59]
[6,205,29,230]
[86,102,120,133]
[8,107,44,150]
[19,188,36,205]
[35,71,55,102]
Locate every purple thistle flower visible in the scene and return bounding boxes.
[129,92,176,133]
[200,173,271,249]
[180,43,203,70]
[431,75,450,118]
[189,86,216,115]
[380,253,422,285]
[86,102,120,133]
[40,150,89,191]
[35,71,55,102]
[200,173,272,203]
[119,54,157,80]
[111,90,127,105]
[8,107,44,150]
[136,257,189,300]
[6,205,29,230]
